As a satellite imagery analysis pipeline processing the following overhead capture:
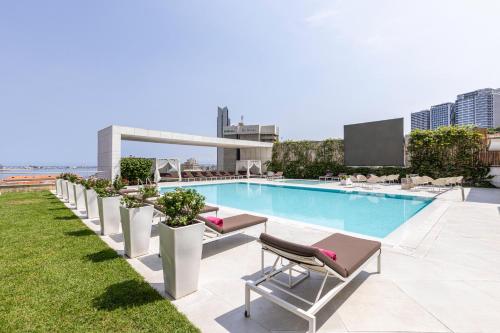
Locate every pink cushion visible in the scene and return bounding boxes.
[206,216,223,226]
[316,247,337,261]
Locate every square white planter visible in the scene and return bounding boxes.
[74,184,86,212]
[97,196,121,235]
[120,205,154,258]
[341,179,353,186]
[61,180,69,202]
[67,182,76,205]
[84,188,99,219]
[159,221,205,299]
[56,179,62,197]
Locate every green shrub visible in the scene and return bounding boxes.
[157,189,205,227]
[141,185,158,199]
[407,126,489,184]
[120,157,153,184]
[113,176,125,191]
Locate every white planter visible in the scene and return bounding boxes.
[74,184,87,212]
[67,182,76,205]
[120,205,154,258]
[159,221,205,299]
[61,180,69,202]
[55,179,62,197]
[97,196,122,235]
[84,188,99,219]
[341,179,353,186]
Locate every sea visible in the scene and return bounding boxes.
[0,168,98,180]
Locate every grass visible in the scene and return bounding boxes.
[0,191,199,332]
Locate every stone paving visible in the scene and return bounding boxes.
[59,180,500,333]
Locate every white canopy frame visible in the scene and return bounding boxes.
[236,160,262,178]
[151,158,181,183]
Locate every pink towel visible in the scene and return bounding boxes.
[206,216,223,226]
[316,247,337,261]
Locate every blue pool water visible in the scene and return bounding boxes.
[160,182,433,238]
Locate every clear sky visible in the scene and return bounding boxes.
[1,0,500,165]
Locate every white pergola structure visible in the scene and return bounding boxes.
[97,125,273,180]
[236,160,262,178]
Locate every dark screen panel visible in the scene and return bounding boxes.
[344,118,404,166]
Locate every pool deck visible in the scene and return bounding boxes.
[61,179,500,333]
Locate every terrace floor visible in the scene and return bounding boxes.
[63,180,500,333]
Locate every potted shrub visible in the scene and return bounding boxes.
[82,178,101,219]
[340,175,352,186]
[66,174,78,206]
[95,177,123,236]
[157,188,206,299]
[119,186,157,258]
[73,179,87,213]
[55,175,63,198]
[60,173,70,202]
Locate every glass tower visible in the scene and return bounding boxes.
[455,88,500,128]
[411,110,430,131]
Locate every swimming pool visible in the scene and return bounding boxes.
[160,182,433,238]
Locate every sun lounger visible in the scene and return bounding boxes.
[356,174,368,183]
[385,174,400,184]
[198,213,267,236]
[191,171,207,181]
[181,171,196,182]
[245,233,381,333]
[201,171,216,180]
[267,171,284,180]
[319,172,333,181]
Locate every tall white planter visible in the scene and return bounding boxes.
[61,180,69,202]
[67,182,76,205]
[55,179,62,197]
[73,184,86,212]
[159,221,205,299]
[120,205,154,258]
[84,188,99,219]
[97,196,121,235]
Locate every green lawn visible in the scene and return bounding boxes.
[0,191,199,332]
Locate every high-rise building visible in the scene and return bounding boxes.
[216,107,279,171]
[411,110,430,130]
[455,88,500,128]
[216,106,230,170]
[430,103,454,129]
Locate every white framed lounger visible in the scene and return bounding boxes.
[244,235,381,333]
[197,214,268,245]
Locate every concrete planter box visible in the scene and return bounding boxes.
[61,180,69,202]
[341,179,353,186]
[97,196,121,235]
[74,184,86,212]
[56,179,63,197]
[84,188,99,219]
[159,221,205,299]
[120,205,154,258]
[67,182,76,205]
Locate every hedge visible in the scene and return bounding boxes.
[120,157,153,184]
[267,139,409,179]
[407,126,489,184]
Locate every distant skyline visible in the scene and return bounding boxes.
[2,1,500,165]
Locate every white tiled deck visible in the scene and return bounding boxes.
[60,180,500,333]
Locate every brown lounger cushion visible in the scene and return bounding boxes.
[201,205,219,214]
[199,214,267,234]
[260,233,381,278]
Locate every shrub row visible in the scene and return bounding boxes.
[120,157,153,184]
